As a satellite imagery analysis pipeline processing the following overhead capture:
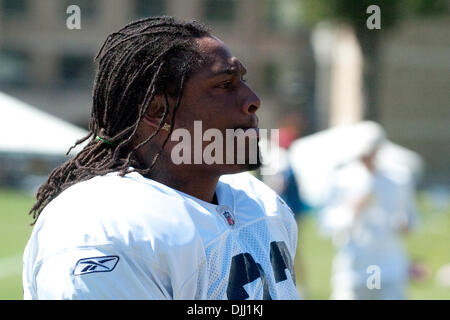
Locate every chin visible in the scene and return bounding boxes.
[233,143,263,172]
[214,163,260,177]
[218,153,263,175]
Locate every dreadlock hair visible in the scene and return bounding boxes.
[29,16,210,224]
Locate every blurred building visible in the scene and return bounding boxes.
[0,0,315,130]
[377,15,450,185]
[311,12,450,186]
[0,0,448,185]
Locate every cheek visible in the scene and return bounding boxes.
[176,94,229,128]
[203,91,238,120]
[173,98,202,128]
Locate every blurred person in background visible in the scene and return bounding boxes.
[318,123,420,300]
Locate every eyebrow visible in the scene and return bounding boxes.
[212,63,247,78]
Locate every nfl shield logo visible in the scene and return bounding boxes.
[223,211,235,226]
[217,205,235,227]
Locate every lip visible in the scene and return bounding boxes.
[234,117,259,132]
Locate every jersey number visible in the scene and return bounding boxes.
[226,241,295,300]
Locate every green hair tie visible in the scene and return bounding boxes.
[96,135,115,146]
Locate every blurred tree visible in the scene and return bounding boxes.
[298,0,448,121]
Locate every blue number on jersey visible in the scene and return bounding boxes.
[227,241,294,299]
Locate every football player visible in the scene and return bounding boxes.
[23,16,299,300]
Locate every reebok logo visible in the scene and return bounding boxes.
[73,255,119,276]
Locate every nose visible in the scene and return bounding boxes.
[242,87,261,115]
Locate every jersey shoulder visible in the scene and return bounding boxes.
[32,173,203,259]
[220,171,276,199]
[220,172,296,221]
[25,173,210,299]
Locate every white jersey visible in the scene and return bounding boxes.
[23,170,299,300]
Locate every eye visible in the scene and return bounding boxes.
[217,80,233,89]
[215,75,247,89]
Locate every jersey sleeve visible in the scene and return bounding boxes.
[275,195,299,259]
[23,175,211,300]
[27,237,210,300]
[29,244,172,300]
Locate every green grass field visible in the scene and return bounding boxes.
[1,188,449,300]
[0,188,35,299]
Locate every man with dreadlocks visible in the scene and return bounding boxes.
[23,16,299,300]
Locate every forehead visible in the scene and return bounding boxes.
[194,36,245,76]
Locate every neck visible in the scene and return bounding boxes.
[134,141,220,204]
[146,161,220,204]
[150,170,219,204]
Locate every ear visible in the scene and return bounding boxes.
[142,95,170,129]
